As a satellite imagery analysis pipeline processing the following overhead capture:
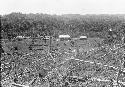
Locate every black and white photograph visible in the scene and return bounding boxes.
[1,0,125,87]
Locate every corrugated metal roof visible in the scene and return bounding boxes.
[16,36,24,38]
[59,35,70,38]
[80,36,87,38]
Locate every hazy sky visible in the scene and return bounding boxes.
[1,0,125,15]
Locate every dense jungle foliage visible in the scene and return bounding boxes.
[1,13,125,40]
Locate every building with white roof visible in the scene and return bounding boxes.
[79,36,87,40]
[59,35,71,41]
[109,28,112,31]
[59,35,70,38]
[16,36,25,38]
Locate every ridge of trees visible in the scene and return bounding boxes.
[1,12,125,40]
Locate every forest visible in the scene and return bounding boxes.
[1,13,125,40]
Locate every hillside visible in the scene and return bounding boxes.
[1,13,125,40]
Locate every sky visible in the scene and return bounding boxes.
[0,0,125,15]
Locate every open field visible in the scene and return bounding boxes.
[1,36,125,87]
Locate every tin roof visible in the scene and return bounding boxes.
[109,28,112,31]
[80,36,87,38]
[59,35,70,38]
[16,36,25,38]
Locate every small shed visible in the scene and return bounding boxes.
[16,36,25,38]
[79,36,87,40]
[109,28,112,31]
[59,35,71,41]
[15,36,25,41]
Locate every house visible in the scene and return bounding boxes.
[59,35,71,41]
[16,36,30,39]
[16,36,25,38]
[109,28,112,31]
[79,36,87,40]
[15,36,25,41]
